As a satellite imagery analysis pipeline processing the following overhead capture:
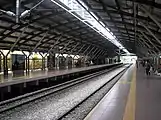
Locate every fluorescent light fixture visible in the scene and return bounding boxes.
[51,0,129,53]
[122,48,130,54]
[100,21,105,27]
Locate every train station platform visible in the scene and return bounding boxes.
[0,63,121,101]
[0,63,120,87]
[84,64,161,120]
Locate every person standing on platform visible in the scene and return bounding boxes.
[136,60,138,68]
[145,61,151,76]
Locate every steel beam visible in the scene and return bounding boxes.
[82,45,91,56]
[93,50,102,60]
[31,30,48,52]
[91,49,101,60]
[90,48,99,59]
[48,35,62,54]
[20,0,45,18]
[133,1,137,52]
[141,5,161,30]
[8,25,29,55]
[94,50,103,60]
[73,44,86,57]
[139,36,151,49]
[82,46,95,61]
[60,40,72,53]
[141,32,160,52]
[86,46,95,56]
[95,51,105,60]
[138,35,157,54]
[142,23,161,45]
[137,39,153,55]
[68,43,79,55]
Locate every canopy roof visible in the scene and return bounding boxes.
[85,0,161,56]
[0,0,161,57]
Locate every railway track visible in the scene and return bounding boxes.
[57,64,130,120]
[0,64,126,115]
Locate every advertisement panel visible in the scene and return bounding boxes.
[12,54,25,70]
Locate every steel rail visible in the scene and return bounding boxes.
[0,64,125,114]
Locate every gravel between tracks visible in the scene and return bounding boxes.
[61,71,123,120]
[0,67,125,120]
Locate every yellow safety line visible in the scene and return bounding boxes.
[118,81,131,84]
[123,66,136,120]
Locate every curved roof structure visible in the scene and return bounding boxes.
[0,0,161,57]
[85,0,161,56]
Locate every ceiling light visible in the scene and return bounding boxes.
[51,0,129,53]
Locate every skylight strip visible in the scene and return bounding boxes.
[51,0,129,53]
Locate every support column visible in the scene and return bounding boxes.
[0,53,1,72]
[39,52,46,71]
[27,56,30,73]
[0,51,9,76]
[3,55,8,76]
[24,53,31,74]
[117,49,121,62]
[72,56,75,68]
[4,56,8,76]
[66,55,69,69]
[42,57,46,70]
[21,51,28,73]
[47,53,55,70]
[25,56,27,73]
